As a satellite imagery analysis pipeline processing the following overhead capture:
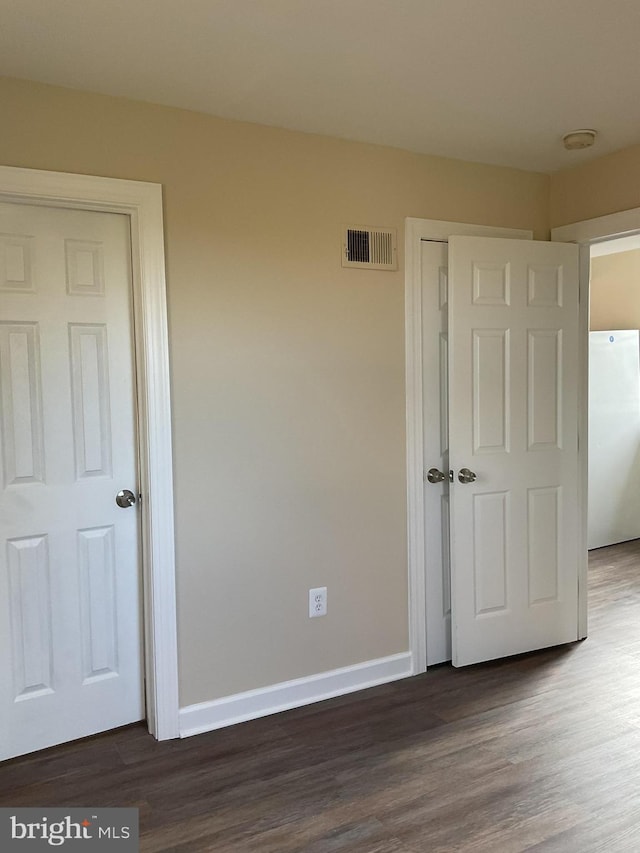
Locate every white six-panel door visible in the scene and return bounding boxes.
[0,201,144,760]
[448,236,580,666]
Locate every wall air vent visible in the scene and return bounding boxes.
[342,226,397,270]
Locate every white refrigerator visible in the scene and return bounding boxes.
[588,330,640,549]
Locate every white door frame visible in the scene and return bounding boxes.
[552,206,640,639]
[0,165,179,741]
[404,218,532,674]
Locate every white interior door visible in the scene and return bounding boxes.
[421,240,452,665]
[448,236,580,667]
[0,201,144,760]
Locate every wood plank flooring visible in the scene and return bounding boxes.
[3,541,640,851]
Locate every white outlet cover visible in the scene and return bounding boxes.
[309,587,327,618]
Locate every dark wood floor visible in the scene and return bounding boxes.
[4,542,640,852]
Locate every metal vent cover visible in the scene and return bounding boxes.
[342,226,397,270]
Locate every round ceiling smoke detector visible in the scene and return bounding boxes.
[563,129,597,151]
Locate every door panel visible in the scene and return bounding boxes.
[473,328,509,453]
[0,201,143,760]
[449,236,579,667]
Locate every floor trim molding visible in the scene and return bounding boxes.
[179,652,413,738]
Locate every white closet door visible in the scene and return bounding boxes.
[421,239,451,665]
[448,236,580,666]
[0,201,144,760]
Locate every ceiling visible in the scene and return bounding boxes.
[2,0,639,173]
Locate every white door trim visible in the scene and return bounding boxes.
[552,206,640,639]
[552,208,640,244]
[404,218,532,674]
[0,165,179,741]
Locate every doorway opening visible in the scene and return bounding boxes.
[586,236,640,641]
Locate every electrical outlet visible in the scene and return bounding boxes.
[309,587,327,618]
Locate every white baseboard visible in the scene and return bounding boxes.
[179,651,413,738]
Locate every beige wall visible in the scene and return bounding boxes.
[1,76,550,706]
[590,250,640,330]
[550,144,640,227]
